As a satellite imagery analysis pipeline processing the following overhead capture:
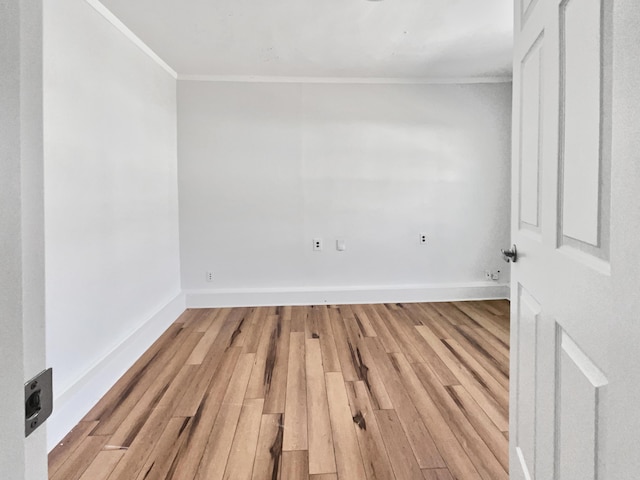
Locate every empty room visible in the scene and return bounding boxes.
[2,0,640,479]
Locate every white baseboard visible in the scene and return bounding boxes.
[47,292,186,451]
[184,282,509,308]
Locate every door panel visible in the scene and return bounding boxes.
[558,0,613,265]
[511,0,626,479]
[519,33,544,234]
[514,286,541,479]
[558,331,607,480]
[521,0,539,28]
[559,0,602,246]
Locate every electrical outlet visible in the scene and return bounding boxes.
[485,270,501,281]
[206,271,214,282]
[313,238,323,251]
[420,233,428,244]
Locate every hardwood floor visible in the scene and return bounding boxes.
[48,301,510,480]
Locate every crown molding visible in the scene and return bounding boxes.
[83,1,513,86]
[177,74,513,85]
[84,0,177,78]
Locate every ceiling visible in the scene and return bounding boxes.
[99,0,513,79]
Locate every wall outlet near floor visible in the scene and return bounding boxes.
[313,238,323,251]
[420,233,428,244]
[485,270,501,281]
[206,271,214,282]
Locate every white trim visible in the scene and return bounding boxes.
[184,282,510,308]
[47,293,186,451]
[561,330,608,388]
[177,74,514,85]
[84,0,177,78]
[516,447,534,480]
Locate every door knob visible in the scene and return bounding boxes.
[501,244,518,263]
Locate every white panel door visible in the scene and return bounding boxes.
[510,0,640,478]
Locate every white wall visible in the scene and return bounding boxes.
[43,0,182,448]
[178,81,512,306]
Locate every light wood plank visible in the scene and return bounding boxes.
[416,325,509,431]
[325,372,367,480]
[411,303,456,340]
[175,311,246,417]
[375,409,424,480]
[455,302,510,345]
[458,325,509,374]
[192,308,223,333]
[78,451,124,480]
[328,306,359,381]
[313,305,341,372]
[222,398,265,480]
[306,338,337,475]
[471,324,510,359]
[390,352,483,480]
[342,313,393,410]
[133,416,192,480]
[283,332,308,451]
[449,385,509,469]
[251,414,284,480]
[222,307,252,348]
[245,314,278,399]
[263,314,291,413]
[442,338,509,410]
[422,468,455,480]
[156,364,199,409]
[278,305,292,322]
[169,347,242,479]
[281,450,309,480]
[431,302,481,328]
[344,381,395,480]
[391,304,460,386]
[374,304,425,363]
[195,353,256,480]
[51,435,109,480]
[48,421,99,477]
[290,306,308,332]
[362,304,401,352]
[412,361,509,480]
[105,368,203,480]
[107,331,203,447]
[242,307,267,354]
[349,304,378,337]
[365,337,446,469]
[187,311,225,364]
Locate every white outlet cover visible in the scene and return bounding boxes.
[313,238,323,251]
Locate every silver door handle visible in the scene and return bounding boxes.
[501,244,517,263]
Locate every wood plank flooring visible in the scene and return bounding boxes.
[49,300,510,480]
